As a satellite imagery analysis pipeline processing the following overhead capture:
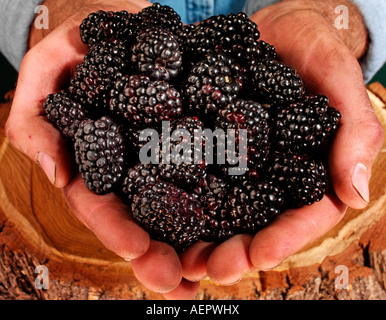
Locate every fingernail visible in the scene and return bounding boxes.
[352,163,370,203]
[36,152,56,185]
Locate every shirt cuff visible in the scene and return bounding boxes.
[351,0,386,83]
[0,0,43,71]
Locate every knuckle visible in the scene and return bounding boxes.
[366,120,384,150]
[4,115,18,143]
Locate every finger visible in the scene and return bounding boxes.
[130,240,183,293]
[5,24,87,188]
[63,174,150,260]
[206,234,255,286]
[249,193,347,270]
[179,241,217,282]
[162,278,200,300]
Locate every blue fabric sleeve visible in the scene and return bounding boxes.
[351,0,386,83]
[0,0,43,71]
[148,0,246,24]
[244,0,386,84]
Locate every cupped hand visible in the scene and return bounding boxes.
[5,0,192,298]
[179,0,384,289]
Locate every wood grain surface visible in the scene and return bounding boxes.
[0,84,385,300]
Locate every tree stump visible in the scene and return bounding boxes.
[0,83,385,300]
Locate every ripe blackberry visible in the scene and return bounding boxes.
[215,99,271,180]
[268,151,328,208]
[131,27,183,81]
[174,23,196,54]
[121,163,160,203]
[125,125,159,153]
[43,91,87,140]
[141,2,183,35]
[131,181,205,251]
[109,74,183,129]
[80,10,143,46]
[69,39,128,109]
[193,175,234,241]
[74,116,126,194]
[158,117,207,188]
[184,13,260,67]
[249,59,305,105]
[228,180,285,233]
[256,40,277,60]
[183,53,244,119]
[273,95,341,153]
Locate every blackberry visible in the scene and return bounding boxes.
[124,125,160,154]
[256,40,277,60]
[193,175,234,241]
[268,151,328,208]
[43,91,87,140]
[249,59,305,105]
[215,99,271,180]
[228,180,285,233]
[175,23,197,55]
[80,10,143,46]
[131,181,205,251]
[141,3,183,35]
[109,74,183,129]
[74,116,126,194]
[183,53,244,119]
[273,95,341,153]
[158,117,207,188]
[69,39,128,109]
[184,13,260,67]
[131,27,183,81]
[121,163,161,203]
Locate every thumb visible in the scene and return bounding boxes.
[295,40,384,209]
[4,39,82,188]
[5,109,75,188]
[328,85,384,209]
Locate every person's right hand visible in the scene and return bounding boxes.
[5,0,199,299]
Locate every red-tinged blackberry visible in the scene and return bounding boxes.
[268,151,328,208]
[158,117,208,187]
[74,116,126,194]
[131,181,205,251]
[131,27,183,81]
[273,94,341,153]
[184,13,260,67]
[43,91,87,140]
[69,39,128,109]
[193,175,234,241]
[215,99,271,181]
[141,3,183,35]
[80,10,143,46]
[121,163,161,203]
[109,74,183,128]
[249,59,305,105]
[182,53,244,119]
[228,180,285,233]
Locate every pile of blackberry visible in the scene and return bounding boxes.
[42,3,341,252]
